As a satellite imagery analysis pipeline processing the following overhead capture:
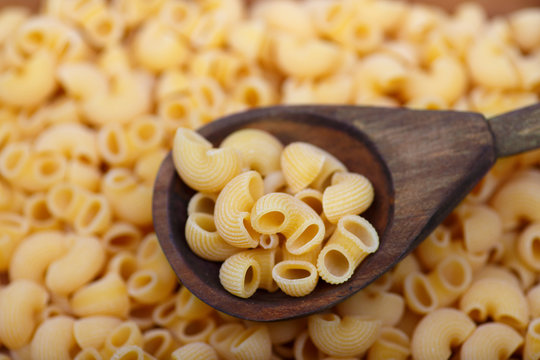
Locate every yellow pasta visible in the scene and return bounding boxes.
[73,316,122,350]
[46,183,88,222]
[219,251,261,298]
[292,330,321,360]
[0,280,49,349]
[272,260,318,297]
[35,123,98,165]
[461,322,523,360]
[73,193,112,235]
[171,342,218,360]
[230,325,272,360]
[168,316,216,344]
[174,286,213,320]
[220,129,283,176]
[366,326,410,360]
[142,329,177,359]
[101,222,142,254]
[214,171,263,248]
[518,222,540,271]
[318,215,379,284]
[74,348,103,360]
[426,254,472,307]
[308,313,381,357]
[30,316,76,360]
[185,213,240,261]
[403,272,438,314]
[208,323,244,360]
[411,308,476,360]
[102,321,143,359]
[337,290,405,326]
[127,269,176,305]
[186,192,217,217]
[525,318,540,360]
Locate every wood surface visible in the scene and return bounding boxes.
[153,105,497,321]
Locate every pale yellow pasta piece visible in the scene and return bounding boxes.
[185,213,240,261]
[74,348,103,360]
[354,53,407,101]
[214,171,263,248]
[257,318,306,346]
[219,251,261,298]
[259,233,280,250]
[126,117,164,155]
[281,142,346,194]
[455,203,502,253]
[229,325,272,360]
[30,316,76,360]
[142,328,177,359]
[318,215,378,284]
[249,248,280,292]
[517,222,540,271]
[459,277,530,329]
[403,272,438,314]
[171,342,217,360]
[0,7,28,45]
[292,330,321,360]
[308,313,381,357]
[209,323,245,360]
[226,20,266,61]
[282,242,320,266]
[252,0,314,39]
[73,193,112,235]
[410,308,475,360]
[172,128,243,193]
[70,273,130,318]
[127,269,176,305]
[102,321,143,359]
[366,327,410,360]
[110,345,156,360]
[134,149,167,185]
[66,159,101,192]
[461,322,523,360]
[155,69,189,101]
[221,129,282,176]
[158,0,199,35]
[295,188,335,238]
[337,290,405,326]
[0,212,28,271]
[151,297,179,327]
[415,225,451,270]
[0,142,31,186]
[73,316,122,349]
[0,280,49,349]
[102,168,153,226]
[528,285,540,318]
[322,172,374,224]
[136,234,177,291]
[129,304,155,332]
[168,317,216,344]
[525,318,540,360]
[0,50,56,107]
[102,222,142,254]
[466,170,500,204]
[35,123,98,165]
[133,20,188,72]
[272,260,318,297]
[233,76,276,108]
[96,124,131,166]
[175,286,214,320]
[427,254,472,307]
[46,182,88,222]
[107,252,137,282]
[9,230,69,283]
[390,254,421,293]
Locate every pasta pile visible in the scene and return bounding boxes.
[173,128,378,298]
[0,0,539,359]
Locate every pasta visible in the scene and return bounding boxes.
[460,322,523,360]
[272,260,318,297]
[30,316,76,360]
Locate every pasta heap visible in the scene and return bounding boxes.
[0,0,539,359]
[173,128,378,298]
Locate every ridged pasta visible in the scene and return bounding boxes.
[0,279,49,349]
[185,213,240,261]
[187,192,217,216]
[215,171,263,248]
[460,322,523,360]
[35,123,98,165]
[221,129,283,176]
[172,128,242,193]
[322,172,374,224]
[366,327,410,360]
[317,215,378,284]
[308,313,381,357]
[230,325,272,360]
[219,251,261,298]
[337,290,405,326]
[281,142,346,194]
[175,286,214,320]
[209,323,245,360]
[110,345,156,360]
[455,203,502,253]
[171,342,218,360]
[518,222,540,271]
[142,328,177,359]
[459,277,530,329]
[525,318,540,360]
[30,316,76,360]
[411,308,476,360]
[272,260,318,297]
[73,315,122,349]
[249,248,280,292]
[102,321,143,359]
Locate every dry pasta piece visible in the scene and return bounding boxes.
[308,313,381,357]
[454,203,502,253]
[168,317,216,344]
[171,342,218,360]
[214,171,263,248]
[249,248,280,292]
[317,215,378,284]
[411,308,476,360]
[219,251,261,298]
[220,129,283,176]
[460,322,523,360]
[102,321,143,359]
[281,142,346,194]
[272,260,318,297]
[322,172,374,223]
[337,290,405,327]
[517,222,540,271]
[30,316,76,360]
[175,286,214,320]
[0,279,49,349]
[209,323,245,360]
[172,128,243,193]
[142,328,178,359]
[110,345,155,360]
[230,325,272,360]
[525,318,540,360]
[127,268,176,305]
[187,192,217,216]
[73,315,122,349]
[366,327,410,360]
[185,213,241,261]
[426,254,472,307]
[403,272,438,314]
[293,330,321,360]
[46,183,88,223]
[74,348,102,360]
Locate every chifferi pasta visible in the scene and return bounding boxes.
[0,0,539,359]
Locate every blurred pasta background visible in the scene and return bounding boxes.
[0,0,539,359]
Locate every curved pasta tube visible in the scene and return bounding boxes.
[215,171,263,248]
[230,325,272,360]
[0,50,56,107]
[102,222,142,254]
[171,342,218,360]
[30,316,76,360]
[169,316,216,343]
[455,203,502,253]
[74,348,102,360]
[281,142,346,193]
[209,323,245,360]
[35,123,98,164]
[185,213,240,261]
[57,62,108,100]
[24,193,60,230]
[517,222,540,271]
[295,188,335,238]
[0,279,49,349]
[126,117,164,155]
[173,128,243,193]
[427,254,472,307]
[337,290,405,326]
[249,248,280,292]
[308,313,381,357]
[292,330,321,360]
[73,315,122,349]
[175,286,214,320]
[127,269,176,305]
[73,193,112,235]
[403,272,438,314]
[143,328,178,359]
[323,172,374,223]
[460,322,523,360]
[366,327,410,360]
[219,251,261,298]
[252,0,314,39]
[221,129,283,176]
[459,277,530,329]
[525,318,540,360]
[318,215,378,284]
[411,308,476,360]
[46,182,88,222]
[252,192,325,255]
[415,225,451,270]
[109,345,155,360]
[134,148,167,184]
[354,53,407,101]
[0,212,29,270]
[272,260,318,297]
[282,242,320,266]
[136,234,177,292]
[9,230,70,283]
[101,321,143,359]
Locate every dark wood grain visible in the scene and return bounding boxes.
[153,105,497,321]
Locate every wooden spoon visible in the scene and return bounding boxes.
[153,103,540,322]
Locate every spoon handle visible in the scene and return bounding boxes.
[488,103,540,158]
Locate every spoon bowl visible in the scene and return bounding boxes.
[153,104,540,321]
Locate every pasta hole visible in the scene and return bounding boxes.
[167,103,187,120]
[281,267,311,280]
[195,215,216,232]
[498,315,522,330]
[143,334,166,355]
[136,123,156,142]
[243,87,260,107]
[532,237,540,261]
[109,233,139,249]
[153,301,176,324]
[31,200,52,221]
[106,132,121,155]
[116,258,137,281]
[343,220,376,248]
[95,18,113,37]
[258,211,285,230]
[290,224,320,251]
[467,308,483,322]
[324,249,350,277]
[440,259,466,288]
[39,160,59,176]
[80,201,101,227]
[184,318,209,336]
[243,217,259,241]
[411,276,433,308]
[300,196,323,215]
[132,273,154,289]
[110,326,132,347]
[244,266,255,288]
[192,197,215,215]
